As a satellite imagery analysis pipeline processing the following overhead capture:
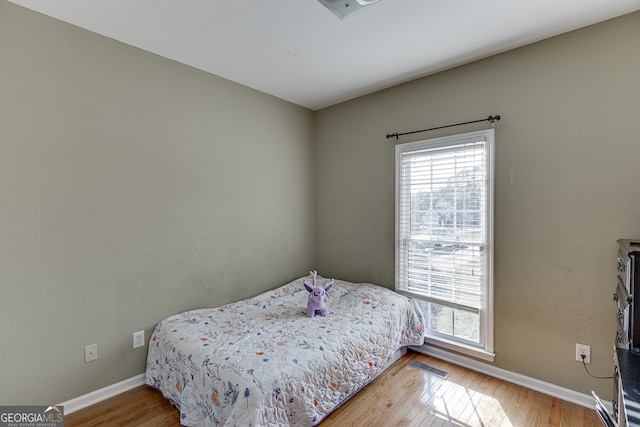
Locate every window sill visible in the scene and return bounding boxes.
[418,335,495,362]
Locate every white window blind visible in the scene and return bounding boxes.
[395,129,494,356]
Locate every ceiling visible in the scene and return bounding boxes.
[8,0,640,110]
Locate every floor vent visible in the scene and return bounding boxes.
[409,360,451,379]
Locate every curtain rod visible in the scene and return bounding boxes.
[386,114,501,140]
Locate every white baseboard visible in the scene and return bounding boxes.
[58,346,608,416]
[410,345,608,410]
[58,374,146,414]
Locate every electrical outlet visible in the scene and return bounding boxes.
[576,343,591,364]
[84,344,98,362]
[133,330,145,349]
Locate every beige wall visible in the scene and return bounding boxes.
[316,11,640,399]
[2,0,639,407]
[0,1,316,404]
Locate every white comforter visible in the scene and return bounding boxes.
[145,275,425,426]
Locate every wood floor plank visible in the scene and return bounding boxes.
[371,358,458,427]
[407,371,462,427]
[65,385,181,426]
[395,372,449,426]
[64,351,601,426]
[483,378,512,426]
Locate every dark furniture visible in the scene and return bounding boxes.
[614,347,640,426]
[609,239,640,426]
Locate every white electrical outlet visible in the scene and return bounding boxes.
[576,343,591,364]
[133,330,145,349]
[84,344,98,362]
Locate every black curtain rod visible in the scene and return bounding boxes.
[386,114,501,140]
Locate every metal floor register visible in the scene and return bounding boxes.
[409,360,451,379]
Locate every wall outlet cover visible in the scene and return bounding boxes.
[133,330,145,349]
[84,344,98,362]
[576,343,591,364]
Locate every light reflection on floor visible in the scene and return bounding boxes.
[406,365,578,427]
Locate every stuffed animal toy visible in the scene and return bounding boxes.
[304,271,334,318]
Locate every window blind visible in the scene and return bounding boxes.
[396,135,488,312]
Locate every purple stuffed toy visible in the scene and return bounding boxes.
[304,271,334,318]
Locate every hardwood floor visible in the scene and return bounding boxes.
[65,352,600,426]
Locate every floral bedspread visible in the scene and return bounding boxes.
[145,275,425,426]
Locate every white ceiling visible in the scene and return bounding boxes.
[9,0,640,110]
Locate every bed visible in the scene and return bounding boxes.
[145,273,425,426]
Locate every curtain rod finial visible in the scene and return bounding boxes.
[386,133,399,140]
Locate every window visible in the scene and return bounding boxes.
[395,129,494,360]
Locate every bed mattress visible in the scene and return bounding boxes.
[145,274,425,426]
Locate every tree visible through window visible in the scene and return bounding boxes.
[395,129,494,358]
